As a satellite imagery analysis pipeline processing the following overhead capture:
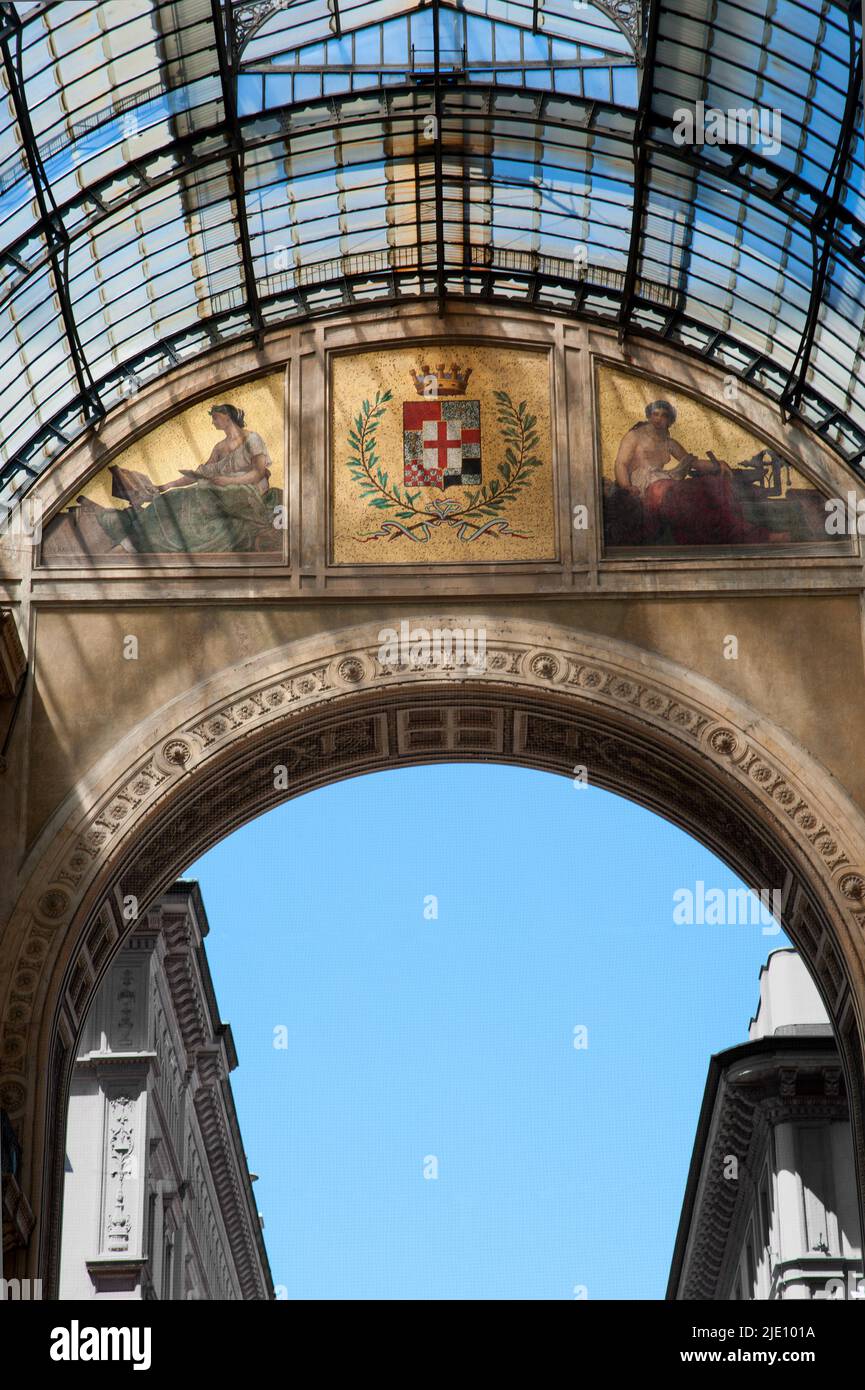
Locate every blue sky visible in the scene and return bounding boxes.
[186,762,788,1300]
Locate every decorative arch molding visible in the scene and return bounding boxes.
[4,616,865,1287]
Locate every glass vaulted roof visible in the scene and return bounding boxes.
[0,0,861,508]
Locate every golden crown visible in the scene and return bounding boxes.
[410,363,472,396]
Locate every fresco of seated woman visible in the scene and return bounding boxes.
[78,404,282,554]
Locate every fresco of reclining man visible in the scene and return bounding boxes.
[600,370,840,549]
[42,383,284,559]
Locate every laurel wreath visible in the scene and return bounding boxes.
[346,388,543,537]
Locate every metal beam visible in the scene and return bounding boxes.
[212,0,264,339]
[245,56,634,72]
[618,0,660,336]
[232,0,291,59]
[432,0,446,313]
[0,18,102,423]
[0,0,20,46]
[412,92,425,281]
[593,0,643,59]
[8,80,865,297]
[781,23,863,417]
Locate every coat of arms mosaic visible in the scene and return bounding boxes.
[331,345,557,564]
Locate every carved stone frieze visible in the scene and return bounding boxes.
[104,1095,136,1255]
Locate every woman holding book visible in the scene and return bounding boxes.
[79,405,280,554]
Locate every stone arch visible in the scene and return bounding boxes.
[4,615,865,1292]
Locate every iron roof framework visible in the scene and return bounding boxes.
[0,0,861,511]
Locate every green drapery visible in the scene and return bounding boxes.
[97,481,283,554]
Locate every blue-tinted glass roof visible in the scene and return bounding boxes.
[0,0,861,509]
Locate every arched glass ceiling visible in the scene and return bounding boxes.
[0,0,861,512]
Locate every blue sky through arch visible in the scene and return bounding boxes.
[187,761,789,1300]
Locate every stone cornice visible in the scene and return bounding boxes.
[193,1053,270,1301]
[149,893,269,1298]
[161,927,210,1066]
[75,1051,157,1071]
[671,1036,850,1300]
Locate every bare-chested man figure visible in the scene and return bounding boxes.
[614,399,716,496]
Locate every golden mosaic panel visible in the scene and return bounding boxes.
[331,345,557,564]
